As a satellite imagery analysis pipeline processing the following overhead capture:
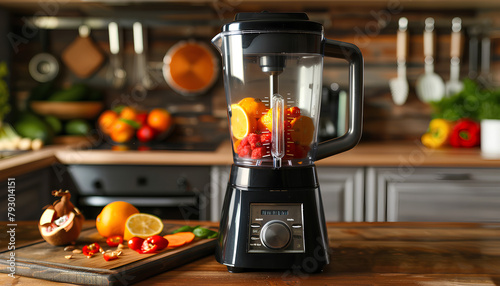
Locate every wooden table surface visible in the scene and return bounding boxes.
[2,221,500,285]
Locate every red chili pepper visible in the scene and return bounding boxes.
[106,235,123,247]
[103,251,120,262]
[82,242,101,258]
[127,237,144,251]
[450,119,480,148]
[138,235,169,254]
[140,240,159,254]
[146,235,169,251]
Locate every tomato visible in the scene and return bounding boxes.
[128,237,144,251]
[136,125,156,143]
[135,112,148,126]
[106,235,123,247]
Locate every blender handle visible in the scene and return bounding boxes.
[316,39,364,160]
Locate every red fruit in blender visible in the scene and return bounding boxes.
[286,107,301,118]
[238,145,252,157]
[251,146,266,159]
[294,144,310,158]
[247,133,261,149]
[260,133,271,144]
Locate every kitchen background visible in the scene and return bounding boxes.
[2,1,499,140]
[1,0,500,222]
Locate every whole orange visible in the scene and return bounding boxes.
[98,110,118,135]
[120,106,137,121]
[147,108,172,132]
[110,119,135,143]
[96,201,139,238]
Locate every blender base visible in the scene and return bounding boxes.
[215,165,330,273]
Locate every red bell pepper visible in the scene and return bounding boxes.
[106,235,123,247]
[450,119,480,148]
[82,242,101,258]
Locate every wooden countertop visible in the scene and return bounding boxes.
[1,140,500,180]
[2,221,500,285]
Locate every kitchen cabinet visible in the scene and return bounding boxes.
[316,167,364,222]
[366,167,500,222]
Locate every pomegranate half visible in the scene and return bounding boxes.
[38,190,84,246]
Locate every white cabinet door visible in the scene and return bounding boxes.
[210,166,231,222]
[367,167,500,222]
[316,167,364,222]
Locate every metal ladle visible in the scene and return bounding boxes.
[107,22,126,89]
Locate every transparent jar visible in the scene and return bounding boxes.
[212,12,364,168]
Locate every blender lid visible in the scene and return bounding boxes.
[222,12,323,34]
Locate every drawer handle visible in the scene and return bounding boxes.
[437,173,472,180]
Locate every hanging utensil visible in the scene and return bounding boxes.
[132,22,153,98]
[445,17,464,96]
[478,31,493,88]
[389,17,409,106]
[29,29,59,83]
[468,26,480,80]
[106,22,127,89]
[62,25,105,79]
[416,17,445,102]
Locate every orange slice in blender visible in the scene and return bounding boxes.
[290,115,315,146]
[257,108,273,132]
[230,104,256,140]
[238,97,267,119]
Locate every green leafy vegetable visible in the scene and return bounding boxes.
[0,61,10,122]
[430,79,500,121]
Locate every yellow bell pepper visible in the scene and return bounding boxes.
[421,118,453,149]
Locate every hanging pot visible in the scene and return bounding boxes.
[162,40,219,96]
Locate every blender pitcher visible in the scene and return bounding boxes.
[212,12,363,273]
[212,12,363,168]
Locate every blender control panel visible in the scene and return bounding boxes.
[248,203,305,253]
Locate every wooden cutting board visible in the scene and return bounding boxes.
[0,224,217,285]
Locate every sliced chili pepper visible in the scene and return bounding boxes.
[106,235,123,247]
[82,242,101,258]
[103,251,120,262]
[127,237,144,251]
[146,235,169,251]
[140,239,159,254]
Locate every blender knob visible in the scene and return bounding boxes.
[260,220,291,250]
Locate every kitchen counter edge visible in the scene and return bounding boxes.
[2,140,500,180]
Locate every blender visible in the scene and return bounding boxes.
[212,12,363,273]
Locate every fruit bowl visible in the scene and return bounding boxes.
[30,101,104,120]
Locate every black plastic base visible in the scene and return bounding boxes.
[215,165,330,273]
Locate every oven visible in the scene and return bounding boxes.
[67,165,211,221]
